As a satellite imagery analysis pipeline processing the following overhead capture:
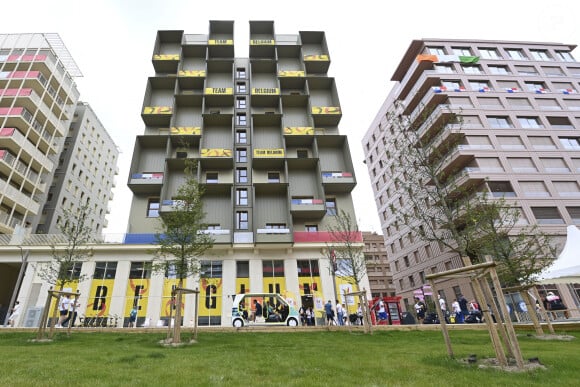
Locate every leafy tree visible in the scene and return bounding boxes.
[152,159,213,343]
[37,202,93,290]
[326,210,367,289]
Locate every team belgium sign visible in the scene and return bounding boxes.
[251,88,280,95]
[205,87,233,95]
[253,148,284,158]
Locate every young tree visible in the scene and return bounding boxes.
[152,159,213,343]
[326,210,367,290]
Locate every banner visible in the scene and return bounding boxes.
[170,127,201,135]
[48,282,79,316]
[284,127,313,135]
[87,279,115,317]
[250,39,274,45]
[205,87,233,95]
[311,106,341,115]
[251,88,280,95]
[124,279,150,318]
[253,148,284,158]
[178,70,206,77]
[278,70,305,77]
[201,148,232,157]
[198,277,223,319]
[304,54,329,61]
[143,106,172,114]
[153,54,179,60]
[208,39,233,45]
[161,279,184,318]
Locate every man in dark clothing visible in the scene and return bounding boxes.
[458,295,469,318]
[252,299,262,322]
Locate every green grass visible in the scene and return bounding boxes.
[0,329,578,386]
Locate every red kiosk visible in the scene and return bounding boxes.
[369,296,402,325]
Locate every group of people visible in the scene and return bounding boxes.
[55,294,80,328]
[242,299,289,323]
[298,305,315,326]
[324,300,364,326]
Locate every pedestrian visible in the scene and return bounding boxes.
[306,306,314,326]
[336,300,344,326]
[63,297,80,328]
[414,297,426,324]
[324,300,334,326]
[458,294,469,319]
[128,306,138,328]
[438,295,449,323]
[252,299,262,322]
[377,299,388,321]
[56,294,71,328]
[357,303,364,325]
[451,299,463,323]
[8,301,21,327]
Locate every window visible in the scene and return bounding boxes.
[452,47,471,56]
[564,99,580,110]
[297,259,320,278]
[540,157,569,172]
[531,207,564,224]
[496,80,519,91]
[547,116,573,129]
[427,47,445,55]
[147,198,160,217]
[236,148,247,162]
[65,262,83,280]
[488,65,510,74]
[530,49,551,61]
[497,136,524,150]
[469,80,490,91]
[529,136,556,149]
[487,116,512,128]
[207,224,221,230]
[235,129,247,144]
[200,260,223,278]
[434,64,454,73]
[525,81,547,92]
[94,261,117,280]
[265,223,286,230]
[520,181,550,197]
[478,97,502,108]
[536,99,561,110]
[515,65,537,75]
[236,211,249,229]
[441,80,463,90]
[325,198,337,215]
[236,97,246,109]
[236,188,248,205]
[305,225,318,232]
[560,137,580,149]
[506,98,532,109]
[517,117,543,128]
[508,157,537,172]
[542,66,565,77]
[206,172,218,183]
[461,65,482,74]
[237,261,249,278]
[553,82,576,93]
[488,181,515,197]
[297,149,309,158]
[267,172,280,183]
[236,113,247,126]
[129,262,151,279]
[554,181,580,197]
[408,275,415,288]
[567,207,580,224]
[236,168,248,183]
[506,49,526,60]
[479,48,499,59]
[403,256,410,267]
[263,260,284,278]
[556,51,575,62]
[236,67,246,79]
[236,82,246,93]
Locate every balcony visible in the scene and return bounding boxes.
[141,106,172,126]
[283,126,314,147]
[293,231,363,243]
[0,127,54,173]
[311,106,341,126]
[0,178,40,215]
[251,87,280,106]
[256,228,293,244]
[321,171,356,193]
[290,198,325,219]
[398,71,445,115]
[207,39,234,58]
[152,53,180,74]
[250,38,275,59]
[303,54,330,74]
[204,87,234,107]
[128,172,163,194]
[200,148,233,169]
[177,69,205,90]
[253,148,285,168]
[198,228,231,244]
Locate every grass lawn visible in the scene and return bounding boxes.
[0,328,578,386]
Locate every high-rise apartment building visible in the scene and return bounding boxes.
[363,39,580,313]
[0,33,81,234]
[363,231,395,298]
[118,21,367,326]
[37,102,119,235]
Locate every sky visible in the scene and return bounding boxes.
[3,0,580,235]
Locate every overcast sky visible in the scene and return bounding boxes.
[3,0,580,235]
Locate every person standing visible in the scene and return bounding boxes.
[62,297,80,328]
[451,299,463,323]
[252,299,262,322]
[324,300,334,326]
[438,295,449,323]
[414,297,426,324]
[336,300,344,326]
[8,301,21,327]
[377,300,387,321]
[458,294,469,319]
[128,306,138,328]
[357,303,364,325]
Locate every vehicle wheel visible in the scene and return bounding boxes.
[233,319,244,328]
[287,318,298,327]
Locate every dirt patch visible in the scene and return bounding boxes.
[530,333,575,341]
[459,356,547,372]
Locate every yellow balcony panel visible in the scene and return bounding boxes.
[201,148,232,157]
[251,88,280,95]
[253,148,284,158]
[143,106,173,115]
[278,70,305,77]
[304,55,329,61]
[178,70,206,77]
[205,87,233,95]
[311,106,341,115]
[153,54,180,60]
[170,127,201,135]
[284,127,314,135]
[208,39,233,45]
[250,39,275,45]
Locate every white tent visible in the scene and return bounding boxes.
[538,225,580,284]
